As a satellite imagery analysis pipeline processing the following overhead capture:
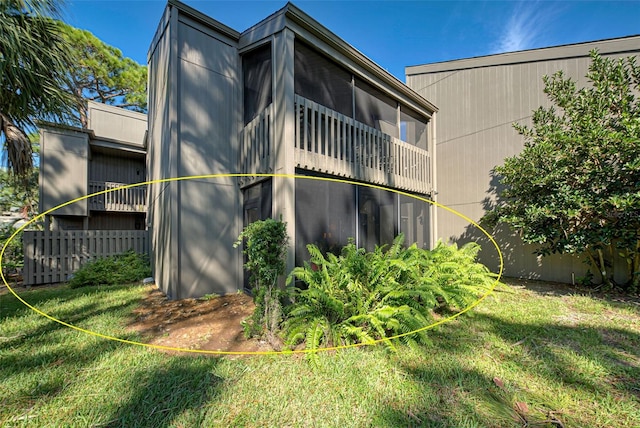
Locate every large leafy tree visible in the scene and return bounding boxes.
[60,23,147,128]
[485,51,640,291]
[0,0,74,179]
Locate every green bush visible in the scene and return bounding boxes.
[68,249,151,288]
[284,235,497,355]
[234,218,289,340]
[1,226,23,276]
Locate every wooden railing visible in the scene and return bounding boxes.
[238,104,273,186]
[237,96,432,194]
[88,181,146,212]
[22,230,149,285]
[294,95,431,194]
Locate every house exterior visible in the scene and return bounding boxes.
[24,101,148,285]
[39,101,148,231]
[406,36,640,284]
[147,0,438,299]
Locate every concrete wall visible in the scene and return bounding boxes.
[40,127,89,217]
[147,2,242,299]
[406,36,640,283]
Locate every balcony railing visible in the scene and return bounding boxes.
[238,95,431,194]
[88,181,147,212]
[294,95,431,194]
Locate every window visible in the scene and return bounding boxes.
[358,186,397,252]
[355,79,398,138]
[400,106,428,150]
[294,41,353,117]
[243,44,272,124]
[294,172,431,264]
[399,193,430,249]
[295,175,355,266]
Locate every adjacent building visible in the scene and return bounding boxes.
[147,0,437,298]
[406,36,640,283]
[24,101,148,285]
[39,101,147,231]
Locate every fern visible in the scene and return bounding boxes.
[282,235,499,356]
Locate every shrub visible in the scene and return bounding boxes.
[283,235,497,355]
[0,226,23,277]
[68,249,151,288]
[234,218,289,341]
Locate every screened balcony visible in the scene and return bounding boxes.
[238,40,433,195]
[239,97,430,194]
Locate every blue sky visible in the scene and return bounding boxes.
[65,0,640,81]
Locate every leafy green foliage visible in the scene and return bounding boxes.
[1,226,23,276]
[0,167,38,215]
[284,235,495,357]
[234,218,289,340]
[484,51,640,291]
[0,0,75,178]
[59,23,147,127]
[68,249,151,288]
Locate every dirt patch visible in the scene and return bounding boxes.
[128,285,272,356]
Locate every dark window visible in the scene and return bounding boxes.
[355,79,398,138]
[399,193,430,249]
[243,44,272,124]
[358,186,397,252]
[295,174,356,266]
[242,179,272,290]
[294,173,431,263]
[294,41,353,117]
[400,106,428,150]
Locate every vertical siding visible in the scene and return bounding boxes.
[407,44,640,283]
[40,128,89,216]
[88,102,147,146]
[175,16,241,298]
[147,5,175,298]
[89,152,146,184]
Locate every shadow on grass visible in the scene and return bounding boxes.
[0,285,147,413]
[474,312,640,397]
[375,307,640,427]
[102,356,223,427]
[0,284,144,349]
[374,365,509,427]
[1,284,230,427]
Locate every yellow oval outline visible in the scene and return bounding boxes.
[1,173,504,355]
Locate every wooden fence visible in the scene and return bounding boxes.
[22,230,149,285]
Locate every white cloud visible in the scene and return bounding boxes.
[493,2,549,53]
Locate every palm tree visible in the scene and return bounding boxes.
[0,0,74,179]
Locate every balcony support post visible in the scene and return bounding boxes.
[272,28,296,280]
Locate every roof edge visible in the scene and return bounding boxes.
[406,34,640,76]
[168,0,241,41]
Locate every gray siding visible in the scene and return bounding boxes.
[89,152,146,184]
[87,101,147,147]
[147,4,242,299]
[147,4,175,297]
[176,15,241,297]
[40,127,89,216]
[407,37,640,283]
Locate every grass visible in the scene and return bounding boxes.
[1,280,639,427]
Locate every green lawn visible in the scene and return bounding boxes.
[1,280,638,427]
